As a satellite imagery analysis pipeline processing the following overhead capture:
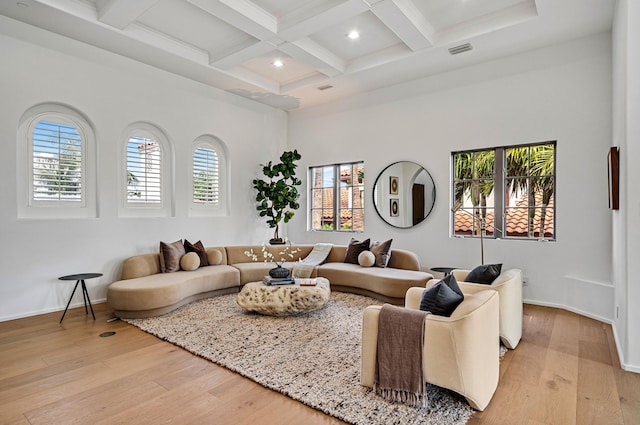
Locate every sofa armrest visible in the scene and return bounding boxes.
[120,253,161,280]
[386,248,422,271]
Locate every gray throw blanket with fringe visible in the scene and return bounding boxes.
[292,243,332,278]
[374,304,430,408]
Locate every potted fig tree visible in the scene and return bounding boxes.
[252,149,302,244]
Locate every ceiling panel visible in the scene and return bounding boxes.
[137,0,256,57]
[413,0,533,32]
[239,53,320,85]
[309,10,402,62]
[251,0,318,19]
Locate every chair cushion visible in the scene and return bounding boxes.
[466,264,502,284]
[419,274,463,317]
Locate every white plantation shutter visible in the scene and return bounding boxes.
[192,147,219,205]
[31,119,83,203]
[126,135,162,204]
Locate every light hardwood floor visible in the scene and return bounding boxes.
[1,302,639,425]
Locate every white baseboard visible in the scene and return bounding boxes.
[611,325,640,373]
[523,298,612,325]
[0,298,107,322]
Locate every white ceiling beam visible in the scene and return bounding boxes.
[211,40,277,69]
[187,0,277,41]
[223,67,281,94]
[96,0,160,30]
[125,22,210,64]
[371,0,434,51]
[345,43,411,74]
[278,0,369,41]
[279,39,345,78]
[435,1,538,46]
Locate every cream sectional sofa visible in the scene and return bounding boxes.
[107,247,239,319]
[107,244,434,318]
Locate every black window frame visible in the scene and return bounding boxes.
[451,141,556,241]
[309,161,365,232]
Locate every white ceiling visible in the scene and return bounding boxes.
[0,0,614,110]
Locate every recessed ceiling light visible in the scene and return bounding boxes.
[347,30,360,40]
[273,59,284,68]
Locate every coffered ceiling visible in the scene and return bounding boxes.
[0,0,614,110]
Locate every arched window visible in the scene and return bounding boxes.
[120,123,173,217]
[17,103,96,219]
[190,135,228,216]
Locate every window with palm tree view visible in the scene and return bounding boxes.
[310,162,365,232]
[452,142,555,240]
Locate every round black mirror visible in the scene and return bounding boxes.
[373,161,436,228]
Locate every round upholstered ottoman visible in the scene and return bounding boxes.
[237,278,331,316]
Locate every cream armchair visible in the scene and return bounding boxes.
[361,287,500,411]
[447,268,523,349]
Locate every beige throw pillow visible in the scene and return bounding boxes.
[207,249,223,266]
[159,240,185,273]
[180,252,200,271]
[358,251,376,267]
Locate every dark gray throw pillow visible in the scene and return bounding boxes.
[466,263,502,285]
[370,239,393,268]
[344,238,370,264]
[419,274,464,317]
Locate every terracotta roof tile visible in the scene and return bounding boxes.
[454,194,554,238]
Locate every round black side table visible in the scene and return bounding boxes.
[58,273,102,323]
[430,267,457,276]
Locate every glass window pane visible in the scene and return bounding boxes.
[473,151,494,179]
[311,167,324,188]
[504,207,530,238]
[310,188,323,210]
[454,152,472,180]
[322,167,334,187]
[506,146,530,177]
[339,211,352,231]
[339,164,352,186]
[311,210,323,230]
[352,209,364,232]
[322,209,334,230]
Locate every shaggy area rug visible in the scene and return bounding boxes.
[124,292,475,425]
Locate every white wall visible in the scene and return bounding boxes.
[612,0,640,372]
[288,33,613,323]
[0,19,287,321]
